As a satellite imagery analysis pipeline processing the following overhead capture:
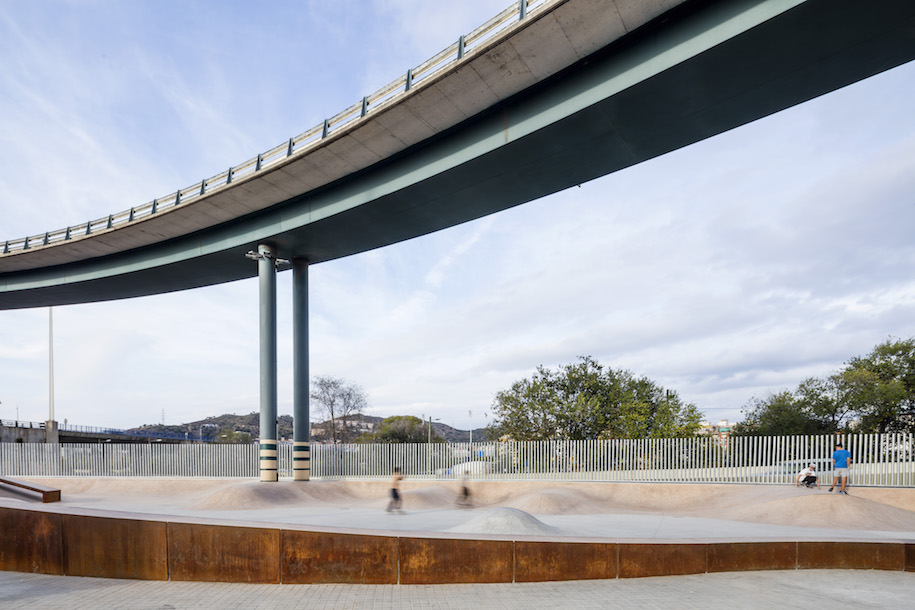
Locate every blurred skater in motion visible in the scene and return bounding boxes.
[386,467,403,512]
[456,472,472,507]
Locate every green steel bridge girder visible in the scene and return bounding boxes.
[1,0,914,309]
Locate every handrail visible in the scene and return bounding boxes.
[1,0,554,257]
[0,419,46,430]
[0,419,212,442]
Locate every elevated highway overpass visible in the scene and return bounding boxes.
[2,0,914,481]
[3,0,914,309]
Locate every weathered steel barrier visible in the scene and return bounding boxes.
[1,503,913,583]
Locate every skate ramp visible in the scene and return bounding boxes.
[722,493,915,531]
[40,477,237,509]
[192,481,310,510]
[498,488,609,515]
[20,477,915,536]
[399,485,461,510]
[447,507,564,536]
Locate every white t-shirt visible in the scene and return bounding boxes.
[797,467,816,481]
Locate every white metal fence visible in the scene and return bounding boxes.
[2,434,912,487]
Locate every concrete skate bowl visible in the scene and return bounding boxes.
[1,480,914,584]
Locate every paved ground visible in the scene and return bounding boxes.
[1,569,913,609]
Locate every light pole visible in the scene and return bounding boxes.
[49,307,55,424]
[427,416,439,475]
[469,410,473,445]
[427,416,440,444]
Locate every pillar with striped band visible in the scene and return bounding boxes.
[256,243,278,482]
[292,258,310,481]
[259,439,278,482]
[293,441,311,481]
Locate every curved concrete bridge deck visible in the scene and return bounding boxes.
[3,0,915,309]
[2,479,913,584]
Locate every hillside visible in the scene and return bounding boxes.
[129,413,489,443]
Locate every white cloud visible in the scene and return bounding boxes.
[1,2,914,433]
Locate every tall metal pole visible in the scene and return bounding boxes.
[49,307,55,423]
[257,244,278,482]
[292,258,310,481]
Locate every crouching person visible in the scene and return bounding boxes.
[796,464,819,488]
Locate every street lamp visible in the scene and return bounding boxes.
[427,416,440,445]
[427,416,440,476]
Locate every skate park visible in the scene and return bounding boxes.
[2,475,914,584]
[3,0,915,598]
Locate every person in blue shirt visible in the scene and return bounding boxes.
[829,443,852,494]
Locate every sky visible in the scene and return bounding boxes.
[1,1,914,434]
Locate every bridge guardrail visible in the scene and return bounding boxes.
[0,419,46,430]
[0,419,211,442]
[1,0,554,256]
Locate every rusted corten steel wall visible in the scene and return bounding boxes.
[61,515,167,580]
[1,506,913,583]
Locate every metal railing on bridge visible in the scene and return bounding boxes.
[0,419,47,430]
[0,419,211,442]
[1,0,555,256]
[1,433,912,487]
[58,422,212,443]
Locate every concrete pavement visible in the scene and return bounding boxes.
[1,569,913,609]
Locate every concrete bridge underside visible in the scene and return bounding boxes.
[3,0,914,309]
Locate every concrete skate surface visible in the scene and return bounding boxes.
[3,478,914,541]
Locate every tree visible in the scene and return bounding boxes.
[358,415,444,443]
[310,376,369,443]
[843,338,915,433]
[795,375,855,432]
[488,356,702,440]
[732,390,827,436]
[733,337,915,435]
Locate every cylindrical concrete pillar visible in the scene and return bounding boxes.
[258,244,278,482]
[292,258,311,481]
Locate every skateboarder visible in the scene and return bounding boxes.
[386,467,404,512]
[828,444,852,494]
[796,464,819,488]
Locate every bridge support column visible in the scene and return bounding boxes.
[257,244,278,482]
[292,258,310,481]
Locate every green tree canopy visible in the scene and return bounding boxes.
[732,390,827,436]
[488,356,703,440]
[734,338,915,435]
[844,338,915,433]
[358,415,444,443]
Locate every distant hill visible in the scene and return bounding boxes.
[128,412,291,443]
[129,413,489,443]
[431,421,489,443]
